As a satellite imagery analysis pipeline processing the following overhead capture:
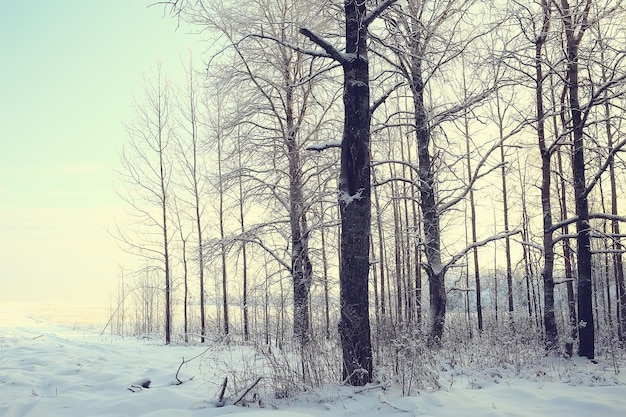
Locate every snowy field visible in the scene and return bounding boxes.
[1,302,626,417]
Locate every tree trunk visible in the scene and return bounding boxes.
[534,0,558,351]
[287,96,313,343]
[559,0,594,358]
[463,79,482,332]
[557,149,578,342]
[410,32,445,346]
[336,0,376,386]
[238,141,249,341]
[495,93,514,320]
[217,125,229,336]
[301,0,397,385]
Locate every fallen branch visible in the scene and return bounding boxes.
[174,347,211,384]
[216,377,228,407]
[232,377,263,406]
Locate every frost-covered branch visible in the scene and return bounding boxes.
[363,0,399,27]
[550,213,626,234]
[299,28,349,64]
[306,140,342,151]
[371,81,404,115]
[581,136,626,199]
[446,230,521,270]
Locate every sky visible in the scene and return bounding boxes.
[0,1,203,306]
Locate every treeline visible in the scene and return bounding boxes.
[110,0,626,384]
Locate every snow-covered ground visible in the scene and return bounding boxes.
[1,302,625,417]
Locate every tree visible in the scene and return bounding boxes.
[175,52,209,342]
[533,0,559,351]
[300,0,397,385]
[377,0,510,344]
[558,0,594,359]
[118,63,174,344]
[180,0,343,344]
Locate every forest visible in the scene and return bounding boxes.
[109,0,626,388]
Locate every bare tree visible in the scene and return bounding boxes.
[175,52,210,342]
[556,0,595,359]
[118,63,175,344]
[300,0,397,385]
[375,0,511,345]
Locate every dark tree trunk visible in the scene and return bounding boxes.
[559,0,594,359]
[301,0,396,386]
[336,0,374,385]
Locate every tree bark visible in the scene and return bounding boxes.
[336,0,374,385]
[559,0,594,359]
[410,31,445,346]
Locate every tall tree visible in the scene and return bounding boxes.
[378,0,509,344]
[176,53,209,343]
[534,0,558,351]
[300,0,397,385]
[119,63,174,344]
[556,0,594,358]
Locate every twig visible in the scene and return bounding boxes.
[216,377,228,407]
[174,347,210,384]
[232,377,263,406]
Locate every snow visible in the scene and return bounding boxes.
[306,141,342,152]
[339,188,364,206]
[1,302,625,417]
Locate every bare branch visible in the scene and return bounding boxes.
[363,0,399,27]
[299,28,348,63]
[371,81,404,115]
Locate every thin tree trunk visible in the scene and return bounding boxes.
[534,0,558,351]
[372,166,386,322]
[494,92,514,319]
[557,149,578,342]
[463,80,482,332]
[238,140,249,341]
[217,125,229,336]
[600,42,626,340]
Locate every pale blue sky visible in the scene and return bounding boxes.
[0,1,202,305]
